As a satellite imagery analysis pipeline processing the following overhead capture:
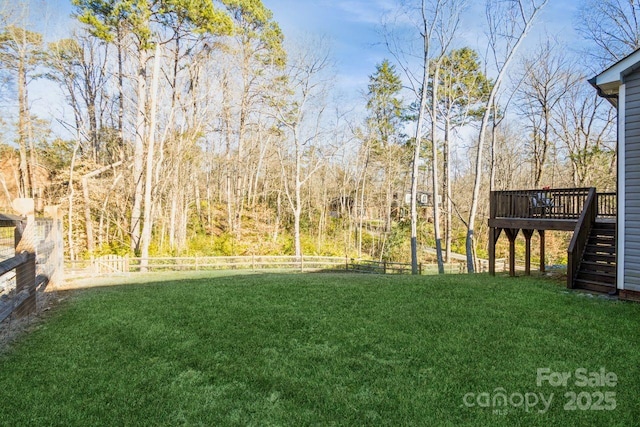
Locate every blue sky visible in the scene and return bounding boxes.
[36,0,584,94]
[23,0,587,131]
[265,0,583,101]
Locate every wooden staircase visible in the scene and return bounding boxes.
[574,221,616,293]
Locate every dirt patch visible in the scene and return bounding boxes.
[0,290,70,354]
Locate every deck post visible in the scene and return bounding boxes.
[504,228,519,277]
[523,229,534,276]
[538,230,546,272]
[489,227,495,276]
[489,192,497,276]
[488,227,502,276]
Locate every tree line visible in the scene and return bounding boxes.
[0,0,631,271]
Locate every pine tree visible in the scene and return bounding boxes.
[365,59,407,243]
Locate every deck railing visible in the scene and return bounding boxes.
[596,192,616,218]
[491,188,591,220]
[491,188,616,220]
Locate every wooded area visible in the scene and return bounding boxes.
[0,0,627,271]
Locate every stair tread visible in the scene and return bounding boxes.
[574,278,616,287]
[584,250,616,261]
[580,261,616,271]
[579,269,616,277]
[581,259,615,264]
[577,271,616,282]
[585,245,615,254]
[574,279,616,290]
[593,221,615,228]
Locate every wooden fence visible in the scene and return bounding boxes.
[67,254,508,277]
[67,255,349,274]
[347,259,418,274]
[0,213,36,323]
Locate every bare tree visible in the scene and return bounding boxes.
[386,0,466,274]
[516,38,575,187]
[436,47,491,262]
[0,24,44,198]
[466,0,548,273]
[577,0,640,67]
[553,81,616,188]
[271,39,334,257]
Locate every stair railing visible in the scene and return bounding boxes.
[567,187,597,289]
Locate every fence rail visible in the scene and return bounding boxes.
[67,254,509,277]
[347,259,417,275]
[0,249,36,323]
[67,255,349,274]
[1,203,63,326]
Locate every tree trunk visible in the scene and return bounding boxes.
[117,24,125,149]
[140,44,162,271]
[466,0,547,273]
[410,39,431,275]
[444,118,452,264]
[431,65,444,274]
[489,100,498,191]
[17,55,30,198]
[130,48,148,254]
[81,176,94,253]
[294,144,303,257]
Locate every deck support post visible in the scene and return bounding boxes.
[504,228,519,277]
[488,227,502,276]
[523,229,534,276]
[538,229,546,272]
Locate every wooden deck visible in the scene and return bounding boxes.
[488,188,617,291]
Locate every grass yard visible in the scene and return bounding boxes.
[1,272,639,426]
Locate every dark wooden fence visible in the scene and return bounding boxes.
[347,259,418,275]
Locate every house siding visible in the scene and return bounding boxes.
[625,71,640,291]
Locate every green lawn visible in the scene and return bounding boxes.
[1,272,639,426]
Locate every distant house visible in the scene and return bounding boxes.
[403,191,440,207]
[590,48,640,301]
[328,196,354,218]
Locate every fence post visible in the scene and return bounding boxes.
[383,261,387,274]
[43,205,64,288]
[419,263,422,275]
[12,199,36,318]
